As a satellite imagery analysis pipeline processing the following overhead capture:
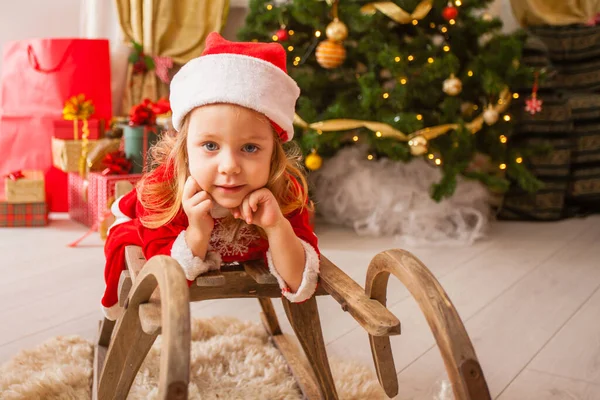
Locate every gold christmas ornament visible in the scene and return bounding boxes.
[483,105,499,125]
[443,74,462,96]
[408,135,428,155]
[316,39,346,69]
[326,18,348,41]
[305,151,323,170]
[461,102,476,118]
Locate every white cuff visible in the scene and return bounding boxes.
[171,230,222,281]
[267,239,320,303]
[102,303,123,321]
[107,195,132,235]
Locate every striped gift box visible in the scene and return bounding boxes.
[68,173,94,227]
[88,172,142,227]
[0,201,48,227]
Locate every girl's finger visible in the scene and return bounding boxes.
[242,197,253,224]
[182,176,201,201]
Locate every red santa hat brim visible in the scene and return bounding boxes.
[170,33,300,142]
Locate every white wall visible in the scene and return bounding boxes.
[0,0,82,72]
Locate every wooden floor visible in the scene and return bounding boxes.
[1,214,599,399]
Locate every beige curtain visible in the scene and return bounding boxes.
[115,0,230,114]
[510,0,600,26]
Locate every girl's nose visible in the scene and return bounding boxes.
[217,151,241,175]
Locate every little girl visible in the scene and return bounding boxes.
[101,32,320,320]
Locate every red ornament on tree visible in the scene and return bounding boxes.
[442,5,459,21]
[275,28,289,42]
[525,71,543,115]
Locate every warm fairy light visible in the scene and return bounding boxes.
[443,45,450,52]
[266,4,273,10]
[400,78,408,84]
[435,159,442,165]
[408,55,414,61]
[317,129,323,135]
[395,56,401,62]
[473,105,479,110]
[499,163,507,170]
[288,46,294,51]
[367,154,374,160]
[504,115,511,122]
[288,30,295,35]
[513,93,519,99]
[498,99,504,105]
[417,114,423,120]
[449,19,456,25]
[412,19,419,26]
[455,0,462,6]
[383,92,390,99]
[428,154,435,159]
[499,135,508,143]
[376,131,382,137]
[315,30,322,37]
[516,157,523,163]
[293,60,299,66]
[430,22,436,28]
[353,135,359,142]
[428,57,434,63]
[468,70,474,77]
[294,56,301,62]
[272,35,278,41]
[441,27,448,33]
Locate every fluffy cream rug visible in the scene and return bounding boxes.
[0,316,386,400]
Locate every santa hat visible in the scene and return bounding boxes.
[170,32,300,142]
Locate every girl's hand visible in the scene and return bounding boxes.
[231,188,283,230]
[182,176,214,237]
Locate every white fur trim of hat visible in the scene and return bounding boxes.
[169,32,300,142]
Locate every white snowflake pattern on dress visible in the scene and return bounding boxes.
[209,219,262,257]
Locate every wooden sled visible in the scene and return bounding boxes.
[92,245,491,399]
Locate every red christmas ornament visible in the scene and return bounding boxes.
[442,5,459,21]
[525,71,543,115]
[275,28,289,42]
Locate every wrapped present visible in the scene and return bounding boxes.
[53,119,104,140]
[51,137,103,173]
[0,200,48,227]
[68,173,93,227]
[88,172,142,228]
[4,170,45,203]
[86,139,124,174]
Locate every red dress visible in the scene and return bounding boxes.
[102,181,320,320]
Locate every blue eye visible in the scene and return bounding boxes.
[243,144,259,153]
[202,142,219,151]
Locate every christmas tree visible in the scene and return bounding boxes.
[239,0,542,200]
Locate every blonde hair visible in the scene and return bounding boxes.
[138,113,312,229]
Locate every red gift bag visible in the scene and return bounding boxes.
[0,38,112,212]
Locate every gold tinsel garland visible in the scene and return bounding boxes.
[360,0,433,24]
[294,88,512,156]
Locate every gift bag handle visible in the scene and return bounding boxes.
[27,42,74,73]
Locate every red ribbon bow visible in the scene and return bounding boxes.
[129,98,157,126]
[102,151,132,176]
[5,170,25,181]
[151,97,171,116]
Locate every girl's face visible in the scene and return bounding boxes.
[186,104,274,209]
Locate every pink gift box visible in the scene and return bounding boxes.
[68,173,93,227]
[53,119,104,140]
[88,172,142,226]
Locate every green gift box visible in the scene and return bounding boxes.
[123,125,161,173]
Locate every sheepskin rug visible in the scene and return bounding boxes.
[0,316,385,400]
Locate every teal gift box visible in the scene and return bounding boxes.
[123,125,161,173]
